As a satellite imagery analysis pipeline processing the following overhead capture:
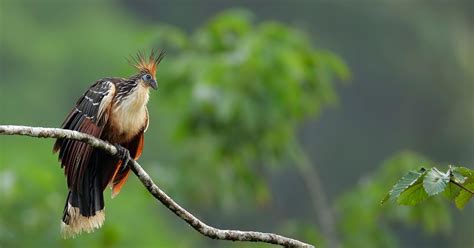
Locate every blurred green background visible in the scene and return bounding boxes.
[0,0,473,247]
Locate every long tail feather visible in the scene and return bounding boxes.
[61,191,105,238]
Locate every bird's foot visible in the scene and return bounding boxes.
[114,144,130,172]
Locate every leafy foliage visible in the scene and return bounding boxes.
[397,173,429,206]
[337,152,456,248]
[423,168,450,196]
[381,169,426,204]
[147,10,349,206]
[383,166,474,209]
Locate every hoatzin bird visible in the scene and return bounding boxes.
[53,50,164,238]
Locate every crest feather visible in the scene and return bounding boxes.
[130,49,165,76]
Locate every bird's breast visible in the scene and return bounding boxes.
[107,85,149,143]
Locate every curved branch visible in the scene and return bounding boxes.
[0,125,314,248]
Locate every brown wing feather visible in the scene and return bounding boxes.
[53,80,115,191]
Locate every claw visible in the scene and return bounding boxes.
[114,144,130,172]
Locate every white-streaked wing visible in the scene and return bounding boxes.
[54,80,116,190]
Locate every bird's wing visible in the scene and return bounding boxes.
[53,80,116,191]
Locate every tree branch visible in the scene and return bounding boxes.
[450,179,474,195]
[0,125,314,248]
[291,145,340,248]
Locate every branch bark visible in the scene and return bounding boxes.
[0,125,314,248]
[450,179,474,195]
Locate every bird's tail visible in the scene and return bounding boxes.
[59,149,121,238]
[60,151,107,239]
[61,190,105,238]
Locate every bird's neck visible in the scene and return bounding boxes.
[115,84,150,112]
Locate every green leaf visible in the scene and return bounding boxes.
[380,193,391,205]
[453,166,474,183]
[451,170,466,184]
[423,168,450,196]
[443,182,461,199]
[397,177,429,206]
[455,182,474,209]
[381,169,425,205]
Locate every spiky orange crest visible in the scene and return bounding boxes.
[130,49,165,77]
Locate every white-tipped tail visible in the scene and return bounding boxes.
[61,203,105,239]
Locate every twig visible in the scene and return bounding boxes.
[290,144,339,248]
[450,179,474,195]
[0,125,314,248]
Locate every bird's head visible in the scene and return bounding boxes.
[130,49,165,90]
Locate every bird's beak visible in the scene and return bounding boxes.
[149,79,158,90]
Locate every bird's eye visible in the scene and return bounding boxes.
[142,74,152,80]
